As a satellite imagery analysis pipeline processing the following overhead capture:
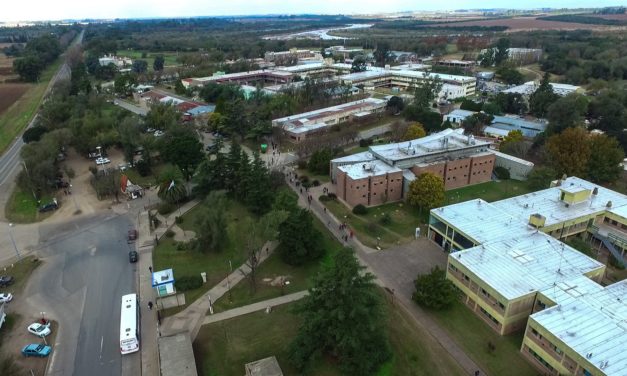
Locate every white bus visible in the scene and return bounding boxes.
[120,293,140,354]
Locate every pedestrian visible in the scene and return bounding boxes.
[149,266,153,273]
[148,301,153,310]
[474,371,480,376]
[324,207,327,213]
[300,188,303,194]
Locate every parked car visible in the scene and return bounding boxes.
[0,293,13,303]
[21,344,52,357]
[27,322,51,337]
[153,130,165,137]
[38,199,58,213]
[129,251,138,263]
[127,229,138,241]
[0,276,14,287]
[95,157,111,165]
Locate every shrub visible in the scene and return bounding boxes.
[494,166,510,180]
[327,192,337,200]
[300,175,310,184]
[165,230,175,238]
[157,202,174,215]
[175,216,183,224]
[302,181,312,189]
[353,204,368,215]
[312,180,320,187]
[297,160,308,169]
[174,275,203,291]
[380,212,392,225]
[176,242,188,251]
[359,138,373,147]
[319,195,330,202]
[88,166,97,176]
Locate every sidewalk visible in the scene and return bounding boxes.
[202,290,308,325]
[285,171,486,376]
[160,240,279,341]
[136,198,201,376]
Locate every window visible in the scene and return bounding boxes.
[527,348,554,372]
[498,302,505,310]
[464,274,470,281]
[480,288,489,297]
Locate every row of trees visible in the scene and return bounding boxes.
[13,34,62,82]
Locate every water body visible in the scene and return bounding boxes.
[264,23,373,40]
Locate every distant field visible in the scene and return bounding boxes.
[0,84,29,114]
[590,13,627,21]
[432,17,610,31]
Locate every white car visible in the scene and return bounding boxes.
[0,293,12,302]
[27,323,51,337]
[153,130,164,137]
[95,157,111,165]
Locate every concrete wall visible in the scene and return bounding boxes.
[493,152,534,180]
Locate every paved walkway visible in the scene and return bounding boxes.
[285,169,486,376]
[160,240,279,340]
[202,291,308,325]
[136,198,200,376]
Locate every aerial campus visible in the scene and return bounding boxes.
[0,3,627,376]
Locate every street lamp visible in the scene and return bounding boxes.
[7,223,21,261]
[69,184,79,213]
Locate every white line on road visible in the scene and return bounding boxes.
[99,336,104,360]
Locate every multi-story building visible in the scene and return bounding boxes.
[264,48,319,63]
[331,128,495,206]
[522,276,627,376]
[272,98,387,142]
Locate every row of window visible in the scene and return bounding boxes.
[480,287,506,310]
[603,216,627,230]
[526,347,555,373]
[479,306,500,326]
[530,328,563,356]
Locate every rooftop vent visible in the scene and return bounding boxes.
[592,187,598,195]
[529,213,546,228]
[606,201,612,208]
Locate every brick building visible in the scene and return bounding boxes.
[331,128,494,207]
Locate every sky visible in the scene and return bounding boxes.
[2,0,623,22]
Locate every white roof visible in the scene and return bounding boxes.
[531,280,627,376]
[331,151,376,164]
[340,68,476,84]
[493,176,627,227]
[446,109,475,118]
[338,160,402,179]
[284,121,327,134]
[491,150,535,167]
[451,231,605,300]
[503,81,581,96]
[273,98,386,124]
[609,205,627,221]
[483,126,510,137]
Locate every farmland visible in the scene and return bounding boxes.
[431,16,617,31]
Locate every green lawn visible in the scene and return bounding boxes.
[153,199,255,315]
[212,214,342,312]
[445,180,533,205]
[116,50,181,70]
[195,292,465,376]
[0,58,63,154]
[429,301,538,376]
[4,186,55,224]
[296,168,331,184]
[0,256,42,295]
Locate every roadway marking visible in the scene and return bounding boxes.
[99,336,104,360]
[90,247,97,256]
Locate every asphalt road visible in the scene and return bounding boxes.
[26,213,140,376]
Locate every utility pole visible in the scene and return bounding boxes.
[8,223,21,261]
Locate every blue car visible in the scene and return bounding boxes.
[21,344,52,357]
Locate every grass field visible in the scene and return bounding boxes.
[153,199,257,315]
[212,214,343,312]
[0,58,62,154]
[429,301,537,376]
[116,50,181,70]
[0,256,42,295]
[322,179,533,248]
[195,292,466,376]
[4,187,55,224]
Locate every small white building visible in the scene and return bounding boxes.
[502,81,582,97]
[98,54,133,68]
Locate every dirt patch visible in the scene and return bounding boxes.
[0,314,55,375]
[432,17,609,31]
[0,83,29,115]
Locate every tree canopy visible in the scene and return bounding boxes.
[403,122,426,140]
[407,172,445,213]
[158,127,204,180]
[413,266,458,310]
[277,208,325,265]
[289,248,391,374]
[545,127,591,178]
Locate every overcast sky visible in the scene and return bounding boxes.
[2,0,623,22]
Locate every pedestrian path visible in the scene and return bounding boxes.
[160,240,278,340]
[202,290,308,325]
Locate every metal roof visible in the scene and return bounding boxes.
[493,177,627,228]
[337,160,402,179]
[451,231,605,300]
[531,280,627,376]
[272,98,386,124]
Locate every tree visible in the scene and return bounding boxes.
[499,130,529,158]
[481,102,502,116]
[460,99,483,112]
[174,80,187,95]
[131,59,148,74]
[117,117,142,163]
[157,165,187,204]
[545,127,591,177]
[407,172,445,214]
[308,148,334,175]
[494,38,510,66]
[413,266,458,310]
[587,134,624,184]
[278,209,325,266]
[158,127,204,180]
[272,188,298,213]
[403,122,426,140]
[153,55,165,71]
[546,94,588,134]
[529,73,559,118]
[145,102,179,130]
[389,120,409,141]
[13,55,43,82]
[288,248,391,374]
[351,55,367,73]
[496,66,524,85]
[195,191,228,252]
[527,166,558,190]
[479,48,495,67]
[373,41,391,67]
[114,74,137,97]
[494,93,527,115]
[243,152,274,215]
[462,112,494,135]
[22,126,48,143]
[386,96,404,115]
[410,74,443,110]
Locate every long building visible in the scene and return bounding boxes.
[444,109,548,138]
[331,128,495,207]
[272,98,386,142]
[428,176,627,375]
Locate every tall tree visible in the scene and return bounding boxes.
[153,55,165,71]
[413,266,458,310]
[158,127,204,180]
[289,248,391,374]
[373,41,391,67]
[462,112,494,135]
[545,127,591,177]
[243,151,274,215]
[351,55,367,73]
[529,73,559,118]
[493,38,510,66]
[402,122,426,141]
[527,166,558,190]
[157,165,187,204]
[145,102,180,131]
[195,191,228,252]
[499,130,529,158]
[277,209,324,266]
[407,172,445,214]
[587,134,625,184]
[131,59,148,74]
[13,55,43,82]
[547,94,588,134]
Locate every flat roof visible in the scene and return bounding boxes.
[369,128,491,163]
[340,68,476,84]
[609,205,627,220]
[273,98,386,124]
[446,109,475,118]
[432,199,535,245]
[451,231,605,300]
[492,177,627,227]
[158,332,198,376]
[531,280,627,376]
[491,150,535,167]
[331,151,376,164]
[338,160,402,180]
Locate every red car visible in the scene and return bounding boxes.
[127,229,138,242]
